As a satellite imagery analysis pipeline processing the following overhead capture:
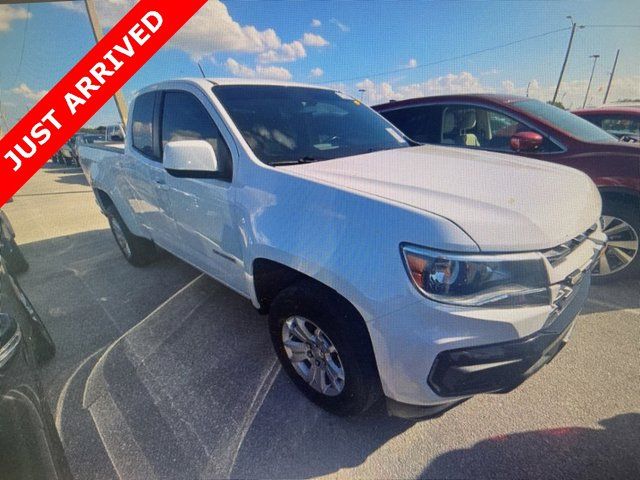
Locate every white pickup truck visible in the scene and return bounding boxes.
[79,78,606,418]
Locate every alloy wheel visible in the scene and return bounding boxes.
[593,215,639,276]
[282,316,346,396]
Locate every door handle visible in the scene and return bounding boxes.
[155,179,166,185]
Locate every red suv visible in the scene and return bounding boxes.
[374,95,640,281]
[573,105,640,143]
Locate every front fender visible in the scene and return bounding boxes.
[239,167,479,322]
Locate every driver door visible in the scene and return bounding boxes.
[159,88,246,295]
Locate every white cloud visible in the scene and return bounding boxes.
[405,58,417,68]
[225,58,256,78]
[310,67,324,78]
[225,58,292,80]
[173,0,283,60]
[330,18,349,32]
[500,76,640,109]
[53,1,85,13]
[54,1,328,67]
[311,19,321,28]
[258,40,306,63]
[356,72,490,104]
[0,5,31,32]
[302,32,329,47]
[257,33,327,64]
[256,65,292,81]
[55,0,284,61]
[10,83,48,101]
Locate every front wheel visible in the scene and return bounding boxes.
[268,281,382,416]
[592,200,640,282]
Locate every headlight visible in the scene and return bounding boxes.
[401,245,550,307]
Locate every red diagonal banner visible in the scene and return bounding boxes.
[0,0,207,206]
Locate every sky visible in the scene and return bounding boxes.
[0,0,638,129]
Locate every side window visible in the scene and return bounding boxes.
[442,105,560,152]
[131,92,157,160]
[381,105,444,143]
[161,91,232,180]
[601,116,639,138]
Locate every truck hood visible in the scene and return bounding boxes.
[287,145,601,251]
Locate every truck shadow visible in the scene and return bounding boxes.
[420,413,640,479]
[14,229,639,480]
[229,377,415,478]
[51,172,89,187]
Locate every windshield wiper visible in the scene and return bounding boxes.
[270,156,322,166]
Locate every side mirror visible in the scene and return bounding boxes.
[510,131,543,153]
[163,140,219,178]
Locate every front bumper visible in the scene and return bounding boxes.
[427,275,590,397]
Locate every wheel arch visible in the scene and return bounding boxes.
[252,257,362,317]
[598,187,640,210]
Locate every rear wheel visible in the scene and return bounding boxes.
[268,280,382,416]
[106,206,158,267]
[592,200,640,282]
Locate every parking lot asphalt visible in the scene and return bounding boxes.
[4,165,639,480]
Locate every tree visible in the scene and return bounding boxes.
[547,101,566,110]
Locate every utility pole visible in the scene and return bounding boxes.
[84,0,128,126]
[0,102,9,138]
[552,16,584,104]
[583,54,600,108]
[602,49,620,105]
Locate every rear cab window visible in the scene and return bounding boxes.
[131,92,160,161]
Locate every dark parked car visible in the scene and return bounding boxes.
[0,209,28,275]
[573,105,640,143]
[0,239,71,479]
[374,95,640,281]
[52,141,76,167]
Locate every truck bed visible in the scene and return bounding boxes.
[78,142,125,185]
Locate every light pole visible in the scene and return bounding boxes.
[526,81,532,97]
[552,16,584,104]
[84,0,128,126]
[583,54,600,108]
[603,49,620,105]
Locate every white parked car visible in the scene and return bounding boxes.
[79,79,606,418]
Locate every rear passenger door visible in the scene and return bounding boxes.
[160,88,246,294]
[124,91,178,249]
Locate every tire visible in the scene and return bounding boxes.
[2,238,29,275]
[268,280,382,416]
[592,199,640,283]
[105,205,158,267]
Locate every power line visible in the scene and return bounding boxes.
[583,24,640,28]
[321,27,571,84]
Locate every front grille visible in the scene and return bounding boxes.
[538,222,605,327]
[542,224,598,267]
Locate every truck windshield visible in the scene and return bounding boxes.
[513,99,618,144]
[213,85,409,165]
